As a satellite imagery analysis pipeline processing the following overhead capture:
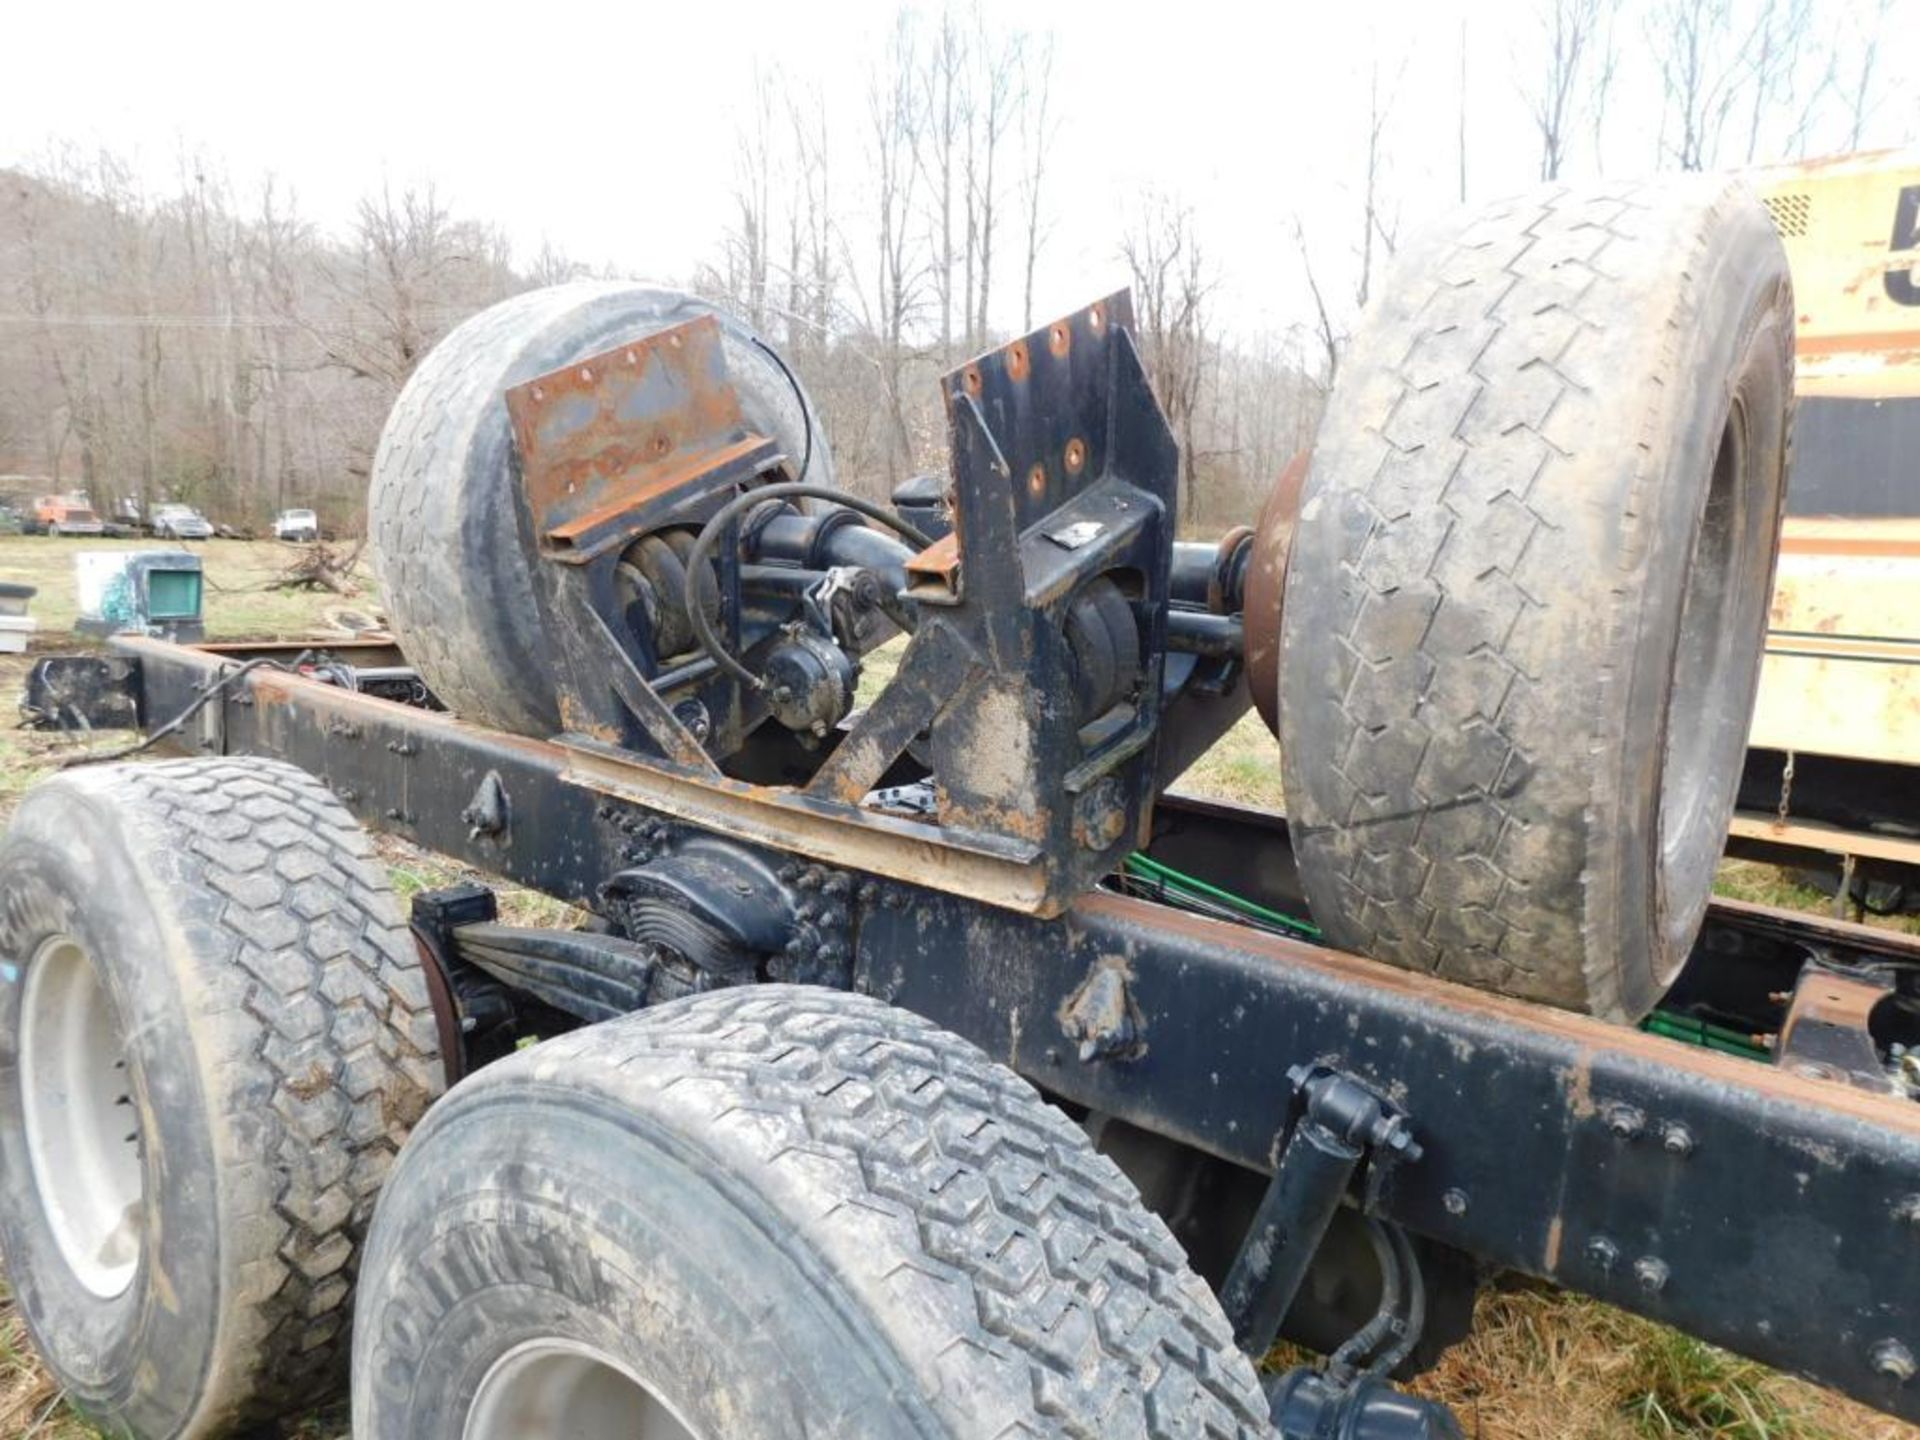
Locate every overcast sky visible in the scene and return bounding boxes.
[4,0,1916,346]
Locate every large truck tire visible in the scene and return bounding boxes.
[0,758,444,1437]
[1277,177,1793,1021]
[353,985,1271,1440]
[369,284,831,738]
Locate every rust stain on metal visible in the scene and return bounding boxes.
[504,315,758,549]
[1564,1053,1595,1119]
[1777,967,1898,1092]
[1063,437,1087,475]
[905,532,962,595]
[1007,340,1031,381]
[1243,450,1310,737]
[1798,327,1920,357]
[556,695,624,747]
[544,436,766,548]
[1783,973,1883,1034]
[1209,524,1254,614]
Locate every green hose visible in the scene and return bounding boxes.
[1122,852,1321,938]
[1123,853,1767,1062]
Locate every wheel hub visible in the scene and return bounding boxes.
[18,934,143,1299]
[465,1339,701,1440]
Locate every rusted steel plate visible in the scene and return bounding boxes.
[504,315,763,555]
[1243,450,1309,738]
[1778,964,1901,1092]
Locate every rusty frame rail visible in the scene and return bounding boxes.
[105,632,1920,1419]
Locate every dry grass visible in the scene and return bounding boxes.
[0,1289,94,1439]
[1401,1282,1914,1440]
[0,558,1912,1438]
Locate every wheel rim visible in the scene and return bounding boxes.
[1656,401,1755,957]
[464,1339,702,1440]
[18,934,144,1299]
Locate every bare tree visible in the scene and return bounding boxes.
[1588,1,1622,170]
[1291,216,1342,389]
[795,91,838,356]
[1740,0,1825,162]
[1527,0,1613,180]
[921,11,970,362]
[965,16,1022,352]
[1652,0,1754,170]
[1357,58,1403,310]
[1122,198,1214,524]
[867,11,928,489]
[725,74,776,331]
[1019,35,1057,331]
[1844,0,1896,148]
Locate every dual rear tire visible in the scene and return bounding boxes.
[0,758,442,1435]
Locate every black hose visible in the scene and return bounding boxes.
[1367,1222,1428,1378]
[59,651,314,769]
[1326,1217,1405,1383]
[683,483,935,692]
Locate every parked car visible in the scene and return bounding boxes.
[150,503,214,540]
[32,493,103,536]
[274,507,320,542]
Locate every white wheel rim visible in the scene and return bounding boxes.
[19,934,144,1299]
[465,1339,702,1440]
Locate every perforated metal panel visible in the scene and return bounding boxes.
[1764,190,1812,237]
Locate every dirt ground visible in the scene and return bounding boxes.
[0,532,1913,1439]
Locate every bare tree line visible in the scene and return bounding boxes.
[0,149,530,531]
[1527,0,1896,179]
[1292,0,1900,432]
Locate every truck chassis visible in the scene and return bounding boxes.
[70,627,1920,1426]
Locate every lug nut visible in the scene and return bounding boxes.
[1633,1257,1670,1294]
[1660,1122,1695,1157]
[1873,1339,1916,1383]
[1603,1103,1646,1140]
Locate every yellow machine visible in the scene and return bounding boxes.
[1736,150,1920,890]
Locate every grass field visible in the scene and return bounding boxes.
[0,532,1913,1438]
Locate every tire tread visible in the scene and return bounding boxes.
[498,987,1270,1439]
